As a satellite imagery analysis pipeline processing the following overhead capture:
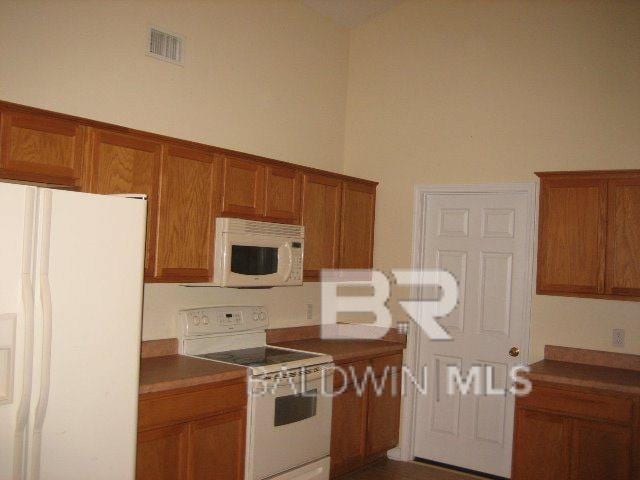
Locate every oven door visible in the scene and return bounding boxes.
[220,234,294,287]
[249,371,333,480]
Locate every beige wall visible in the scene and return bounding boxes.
[0,0,351,339]
[343,0,640,361]
[0,0,348,171]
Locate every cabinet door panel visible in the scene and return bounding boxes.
[512,409,571,480]
[365,370,401,457]
[570,419,633,480]
[0,110,84,186]
[606,178,640,296]
[537,178,607,294]
[330,384,367,477]
[220,155,265,218]
[264,165,301,223]
[155,146,218,282]
[136,424,188,480]
[340,182,376,270]
[301,173,342,280]
[86,129,161,278]
[188,410,246,480]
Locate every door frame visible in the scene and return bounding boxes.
[390,182,538,463]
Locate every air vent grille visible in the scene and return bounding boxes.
[217,218,305,237]
[148,27,184,65]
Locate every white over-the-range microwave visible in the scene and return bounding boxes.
[212,217,304,287]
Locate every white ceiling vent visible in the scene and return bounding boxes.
[147,27,184,65]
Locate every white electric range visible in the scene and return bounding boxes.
[179,306,334,480]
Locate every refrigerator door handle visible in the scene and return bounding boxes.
[30,190,54,480]
[13,187,37,480]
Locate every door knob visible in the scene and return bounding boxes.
[509,346,520,357]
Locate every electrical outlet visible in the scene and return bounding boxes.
[612,328,625,348]
[306,303,313,321]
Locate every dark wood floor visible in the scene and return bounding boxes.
[339,459,481,480]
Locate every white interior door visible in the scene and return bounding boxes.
[412,186,534,478]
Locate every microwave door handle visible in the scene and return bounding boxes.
[283,245,293,281]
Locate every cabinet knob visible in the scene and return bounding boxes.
[509,346,520,357]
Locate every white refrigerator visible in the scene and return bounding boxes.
[0,182,147,480]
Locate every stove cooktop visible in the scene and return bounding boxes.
[195,346,321,368]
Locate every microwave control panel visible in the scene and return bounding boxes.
[180,305,268,336]
[290,240,303,283]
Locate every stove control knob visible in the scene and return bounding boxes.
[202,316,209,325]
[193,316,201,326]
[253,312,260,321]
[258,312,266,321]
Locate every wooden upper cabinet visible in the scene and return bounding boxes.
[339,181,376,270]
[537,170,640,300]
[84,129,161,279]
[537,176,607,295]
[220,155,265,218]
[301,173,342,280]
[155,145,219,282]
[264,165,301,223]
[0,109,85,187]
[606,177,640,296]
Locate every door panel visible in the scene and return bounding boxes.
[365,370,402,457]
[330,384,367,476]
[0,183,35,480]
[220,155,265,218]
[155,146,218,282]
[606,178,640,296]
[301,174,342,280]
[537,178,607,294]
[512,409,571,480]
[339,181,376,269]
[413,189,534,478]
[264,166,301,223]
[0,111,85,186]
[137,424,188,480]
[188,410,245,480]
[85,129,161,278]
[570,419,633,480]
[37,189,146,479]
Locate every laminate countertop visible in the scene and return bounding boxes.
[139,355,247,395]
[271,338,405,364]
[528,359,640,396]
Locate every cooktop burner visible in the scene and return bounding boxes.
[195,346,320,368]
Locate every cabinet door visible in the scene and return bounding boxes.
[365,369,401,457]
[606,177,640,296]
[264,165,301,223]
[136,424,188,480]
[340,181,376,270]
[0,110,84,186]
[301,173,342,280]
[220,155,265,218]
[85,129,161,279]
[330,384,368,477]
[570,419,633,480]
[155,145,218,282]
[512,409,571,480]
[537,178,607,295]
[188,410,246,480]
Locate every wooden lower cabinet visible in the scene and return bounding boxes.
[330,384,368,477]
[137,382,246,480]
[512,383,638,480]
[330,353,403,478]
[137,424,189,480]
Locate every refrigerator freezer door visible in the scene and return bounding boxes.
[27,189,147,480]
[0,182,36,480]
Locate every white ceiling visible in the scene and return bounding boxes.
[302,0,402,28]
